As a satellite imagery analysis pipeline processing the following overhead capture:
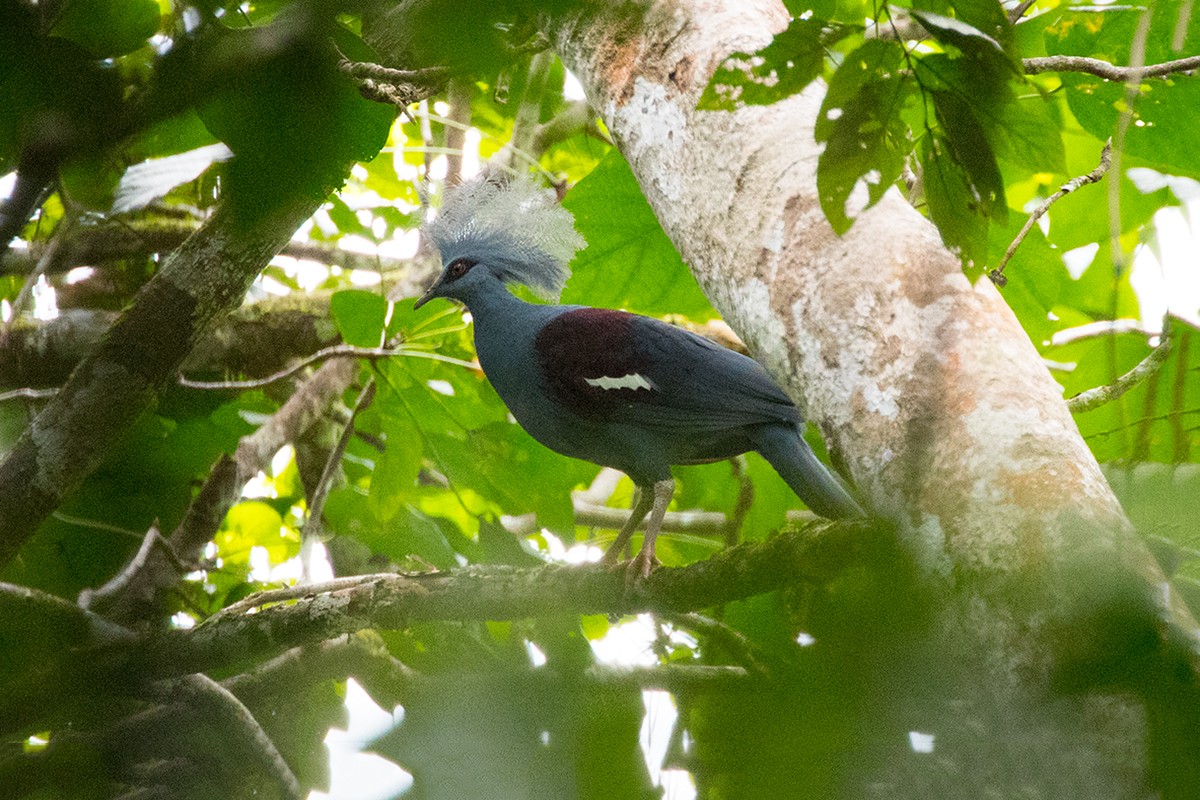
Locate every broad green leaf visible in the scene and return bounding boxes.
[197,20,395,220]
[1044,154,1176,252]
[986,218,1068,346]
[989,91,1065,175]
[1062,318,1200,463]
[369,411,424,521]
[943,0,1014,53]
[930,87,1007,222]
[920,130,992,266]
[50,0,160,58]
[331,289,388,347]
[909,9,1014,71]
[699,18,853,111]
[562,150,713,319]
[325,487,458,569]
[126,110,221,163]
[815,40,911,232]
[1054,241,1140,324]
[1063,73,1200,182]
[426,421,593,533]
[1044,5,1200,72]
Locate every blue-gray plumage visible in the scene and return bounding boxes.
[416,175,864,578]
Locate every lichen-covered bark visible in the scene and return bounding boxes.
[548,1,1128,571]
[0,296,338,390]
[0,196,321,566]
[542,0,1198,792]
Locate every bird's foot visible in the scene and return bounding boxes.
[625,548,660,586]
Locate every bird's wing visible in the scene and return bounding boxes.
[534,307,801,432]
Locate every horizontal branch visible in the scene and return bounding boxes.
[1068,330,1174,413]
[0,295,337,390]
[990,140,1112,287]
[145,518,883,679]
[0,520,882,737]
[2,219,416,278]
[1024,54,1200,81]
[179,344,398,390]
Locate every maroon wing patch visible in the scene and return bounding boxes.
[534,308,658,416]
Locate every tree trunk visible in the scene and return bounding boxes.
[544,0,1196,794]
[0,196,322,565]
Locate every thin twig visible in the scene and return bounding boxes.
[1023,53,1200,81]
[178,345,399,390]
[1,211,77,340]
[1008,0,1039,21]
[990,140,1112,287]
[1068,330,1174,413]
[299,380,376,580]
[151,674,302,800]
[205,573,406,622]
[0,387,58,403]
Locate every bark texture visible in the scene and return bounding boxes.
[0,196,322,566]
[550,1,1126,567]
[0,295,337,390]
[545,0,1196,793]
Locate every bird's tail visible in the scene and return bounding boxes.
[753,424,865,520]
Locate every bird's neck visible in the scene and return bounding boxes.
[464,286,561,374]
[461,283,529,320]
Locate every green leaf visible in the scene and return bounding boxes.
[427,421,593,532]
[986,217,1068,346]
[1044,5,1200,74]
[909,9,1011,68]
[196,19,395,220]
[1063,73,1200,182]
[331,289,389,347]
[815,40,912,232]
[1063,318,1200,463]
[1042,152,1174,252]
[919,129,992,266]
[369,411,424,521]
[699,18,854,111]
[990,91,1065,174]
[50,0,160,58]
[562,150,713,319]
[930,87,1007,223]
[1055,242,1140,323]
[325,488,458,569]
[941,0,1014,53]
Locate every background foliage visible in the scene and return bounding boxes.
[0,0,1198,797]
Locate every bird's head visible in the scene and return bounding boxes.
[415,174,585,309]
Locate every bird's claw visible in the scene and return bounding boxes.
[625,549,659,587]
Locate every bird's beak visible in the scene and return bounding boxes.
[413,273,446,310]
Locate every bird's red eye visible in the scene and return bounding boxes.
[447,259,474,279]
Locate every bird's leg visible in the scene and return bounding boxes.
[628,478,674,581]
[601,486,653,565]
